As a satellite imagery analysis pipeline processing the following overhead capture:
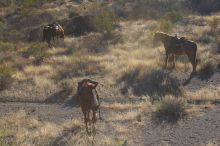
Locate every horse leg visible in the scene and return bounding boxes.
[171,54,176,69]
[98,107,101,120]
[163,52,169,69]
[83,110,89,133]
[187,53,197,76]
[92,109,97,123]
[46,38,51,48]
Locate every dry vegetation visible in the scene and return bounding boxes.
[0,0,220,145]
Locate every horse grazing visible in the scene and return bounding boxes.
[153,32,198,76]
[77,79,101,133]
[42,23,65,47]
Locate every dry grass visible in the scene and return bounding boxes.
[102,102,145,111]
[187,88,220,104]
[205,140,219,146]
[0,110,130,146]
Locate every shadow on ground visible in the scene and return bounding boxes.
[117,69,183,98]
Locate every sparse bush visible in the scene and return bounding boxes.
[197,34,212,44]
[0,64,14,91]
[0,41,15,52]
[24,42,49,64]
[93,9,117,33]
[209,17,220,32]
[154,96,187,123]
[159,19,172,33]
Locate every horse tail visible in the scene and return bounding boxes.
[194,43,198,65]
[42,28,46,41]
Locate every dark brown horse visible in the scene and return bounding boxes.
[154,32,198,76]
[42,23,65,47]
[77,79,101,133]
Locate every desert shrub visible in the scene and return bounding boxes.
[198,61,216,80]
[0,41,15,52]
[0,64,14,91]
[92,9,117,33]
[209,17,220,32]
[190,0,220,14]
[64,15,93,36]
[24,42,48,64]
[153,96,187,123]
[113,0,188,19]
[159,19,172,33]
[118,69,183,97]
[197,34,212,44]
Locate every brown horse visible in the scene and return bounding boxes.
[154,32,198,76]
[77,79,101,133]
[42,23,65,47]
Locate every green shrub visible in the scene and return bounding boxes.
[154,96,187,123]
[24,42,48,64]
[92,9,117,33]
[0,64,14,91]
[159,19,172,33]
[0,41,15,52]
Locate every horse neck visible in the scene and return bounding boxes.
[159,33,169,43]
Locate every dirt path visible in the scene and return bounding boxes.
[134,105,220,146]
